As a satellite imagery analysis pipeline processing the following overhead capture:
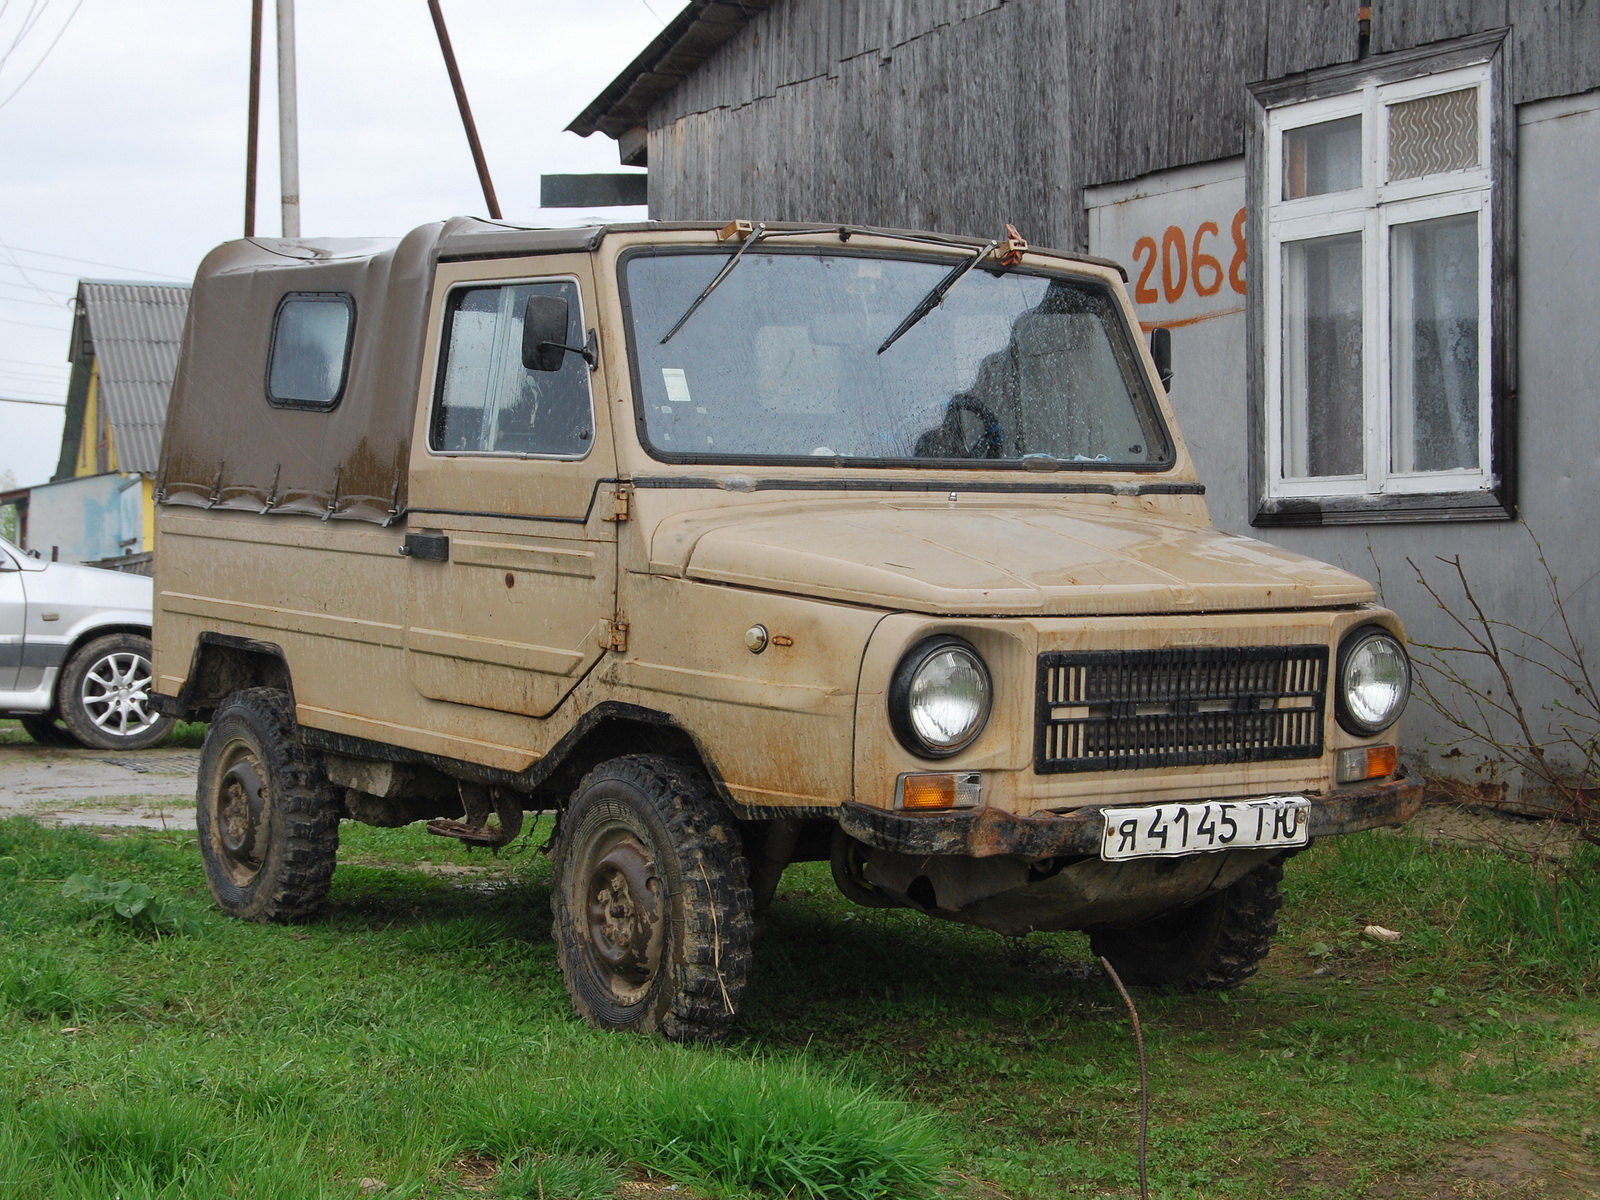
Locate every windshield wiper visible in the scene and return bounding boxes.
[876,239,998,355]
[660,221,766,344]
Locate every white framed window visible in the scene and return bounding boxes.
[1249,34,1513,524]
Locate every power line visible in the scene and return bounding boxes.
[0,243,186,280]
[0,355,67,368]
[0,294,68,309]
[0,278,69,299]
[0,315,67,331]
[0,395,66,408]
[0,0,84,112]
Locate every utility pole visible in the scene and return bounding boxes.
[277,0,301,238]
[244,0,263,237]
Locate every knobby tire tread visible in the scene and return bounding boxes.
[200,688,340,924]
[1089,855,1285,990]
[554,754,754,1042]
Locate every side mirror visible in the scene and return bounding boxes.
[1148,327,1174,393]
[521,295,571,373]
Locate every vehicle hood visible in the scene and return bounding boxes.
[657,500,1375,615]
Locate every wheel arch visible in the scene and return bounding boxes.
[157,632,294,722]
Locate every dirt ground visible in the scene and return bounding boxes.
[0,738,199,830]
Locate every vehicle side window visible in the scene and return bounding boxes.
[266,292,355,410]
[430,279,593,458]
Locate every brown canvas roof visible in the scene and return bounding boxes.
[158,218,621,524]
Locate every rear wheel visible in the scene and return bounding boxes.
[551,755,753,1041]
[56,632,173,751]
[196,688,339,923]
[1088,856,1285,989]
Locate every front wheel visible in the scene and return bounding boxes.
[196,688,340,923]
[56,632,174,751]
[551,755,754,1042]
[1088,856,1286,989]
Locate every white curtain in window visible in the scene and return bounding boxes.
[1390,213,1480,473]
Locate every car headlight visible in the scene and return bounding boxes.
[889,637,992,757]
[1336,626,1411,735]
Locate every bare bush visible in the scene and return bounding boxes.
[1407,532,1599,848]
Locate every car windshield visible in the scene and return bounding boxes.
[622,248,1172,467]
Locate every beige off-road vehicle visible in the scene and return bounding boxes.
[154,217,1420,1040]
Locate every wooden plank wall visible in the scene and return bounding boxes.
[646,0,1598,247]
[1369,1,1600,102]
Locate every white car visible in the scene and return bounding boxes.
[0,535,173,750]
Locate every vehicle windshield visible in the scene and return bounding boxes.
[622,248,1172,468]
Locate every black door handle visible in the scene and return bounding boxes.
[399,533,450,562]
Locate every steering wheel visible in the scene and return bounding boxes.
[944,397,1005,459]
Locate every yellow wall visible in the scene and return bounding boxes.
[73,360,122,477]
[140,476,154,552]
[73,358,154,553]
[73,361,98,476]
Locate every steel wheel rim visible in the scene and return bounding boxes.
[579,825,664,1005]
[79,650,160,739]
[210,742,270,887]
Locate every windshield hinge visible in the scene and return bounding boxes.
[601,619,629,653]
[605,484,633,523]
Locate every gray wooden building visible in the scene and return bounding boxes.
[571,0,1600,810]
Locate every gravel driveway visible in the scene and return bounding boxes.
[0,737,199,829]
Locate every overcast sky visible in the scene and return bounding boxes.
[0,0,668,487]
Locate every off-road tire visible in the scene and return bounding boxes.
[1088,855,1286,989]
[196,688,340,923]
[56,632,174,751]
[551,755,754,1042]
[19,714,78,747]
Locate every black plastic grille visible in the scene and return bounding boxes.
[1035,646,1328,773]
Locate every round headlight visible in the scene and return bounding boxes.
[1337,627,1411,735]
[889,637,992,757]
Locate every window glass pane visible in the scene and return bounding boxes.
[622,251,1170,466]
[1390,213,1480,473]
[1282,233,1364,478]
[1387,89,1478,181]
[268,297,351,407]
[1282,116,1362,199]
[431,280,593,457]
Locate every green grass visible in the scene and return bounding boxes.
[0,717,208,748]
[0,814,1595,1198]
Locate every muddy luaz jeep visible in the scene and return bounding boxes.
[154,217,1420,1040]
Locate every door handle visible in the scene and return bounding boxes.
[399,533,450,562]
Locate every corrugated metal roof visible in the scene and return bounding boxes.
[78,281,191,476]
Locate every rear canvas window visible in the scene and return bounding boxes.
[266,292,355,410]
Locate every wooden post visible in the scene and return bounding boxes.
[427,0,502,220]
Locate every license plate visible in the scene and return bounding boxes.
[1099,797,1310,861]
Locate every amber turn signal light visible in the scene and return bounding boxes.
[1335,745,1397,783]
[896,772,983,811]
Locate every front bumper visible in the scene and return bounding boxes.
[837,767,1423,860]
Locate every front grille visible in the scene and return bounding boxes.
[1035,646,1328,773]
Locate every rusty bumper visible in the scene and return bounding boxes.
[837,768,1423,860]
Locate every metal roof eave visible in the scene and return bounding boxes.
[567,0,772,140]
